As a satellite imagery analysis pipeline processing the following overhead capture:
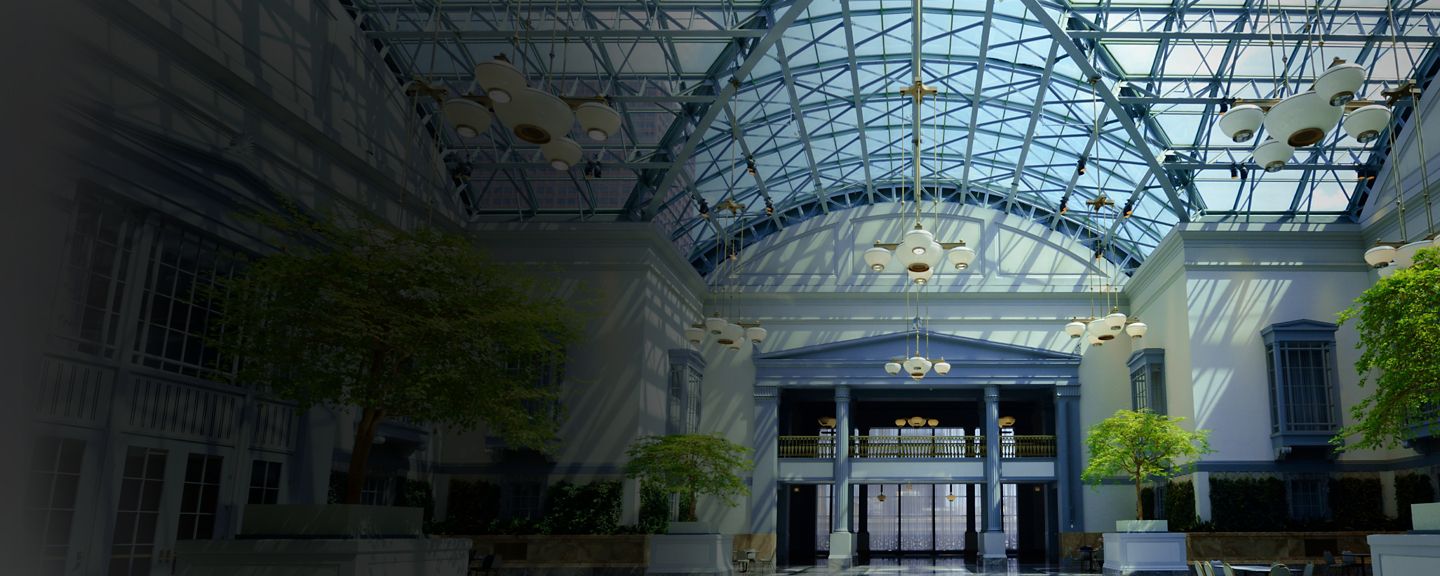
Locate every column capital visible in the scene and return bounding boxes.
[984,385,999,399]
[834,385,851,400]
[754,385,778,400]
[1055,385,1081,398]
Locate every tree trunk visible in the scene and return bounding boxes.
[687,490,698,522]
[1135,476,1144,521]
[345,406,384,504]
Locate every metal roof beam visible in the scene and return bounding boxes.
[1005,40,1062,207]
[839,0,876,203]
[774,40,829,212]
[634,0,817,220]
[1017,0,1190,222]
[960,0,998,200]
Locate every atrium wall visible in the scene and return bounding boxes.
[16,2,461,573]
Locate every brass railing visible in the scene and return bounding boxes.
[775,435,1058,459]
[849,435,985,458]
[1007,435,1057,458]
[779,435,837,458]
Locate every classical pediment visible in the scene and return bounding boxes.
[758,332,1079,364]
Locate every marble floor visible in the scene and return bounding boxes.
[777,557,1100,575]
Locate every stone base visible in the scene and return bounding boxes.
[175,537,471,576]
[1368,533,1440,576]
[978,531,1008,572]
[1101,532,1188,576]
[647,533,732,576]
[827,532,855,569]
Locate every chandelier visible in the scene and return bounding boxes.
[893,416,939,427]
[861,0,976,284]
[684,201,768,350]
[1059,194,1146,345]
[432,0,623,171]
[1213,0,1395,173]
[883,286,950,380]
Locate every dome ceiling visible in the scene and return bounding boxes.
[343,0,1440,274]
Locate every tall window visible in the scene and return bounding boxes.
[666,349,705,434]
[26,437,85,575]
[507,482,542,519]
[53,189,139,359]
[1262,321,1339,434]
[132,223,245,381]
[177,454,223,540]
[248,460,283,505]
[1128,349,1166,414]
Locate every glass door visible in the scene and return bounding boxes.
[109,443,229,576]
[108,446,168,576]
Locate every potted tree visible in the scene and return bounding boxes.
[624,434,752,574]
[1336,246,1440,528]
[1082,409,1210,575]
[1082,408,1212,531]
[211,214,577,536]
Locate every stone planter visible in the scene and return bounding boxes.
[647,533,732,576]
[1368,533,1440,576]
[665,520,712,535]
[1410,502,1440,531]
[1116,520,1169,533]
[1102,532,1188,576]
[177,505,469,576]
[240,504,423,538]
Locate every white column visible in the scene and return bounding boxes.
[749,385,778,534]
[828,386,855,568]
[980,385,1007,570]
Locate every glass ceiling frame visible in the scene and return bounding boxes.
[340,0,1440,275]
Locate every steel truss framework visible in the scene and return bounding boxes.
[342,0,1440,275]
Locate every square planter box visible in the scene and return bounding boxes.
[1116,520,1169,533]
[240,504,423,538]
[1411,502,1440,531]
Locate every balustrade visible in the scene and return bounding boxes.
[775,434,1056,459]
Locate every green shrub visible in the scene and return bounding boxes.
[1328,477,1386,530]
[1396,473,1436,527]
[1210,476,1286,531]
[638,481,672,534]
[1164,480,1197,531]
[540,480,622,534]
[439,479,502,534]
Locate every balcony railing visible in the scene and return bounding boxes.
[779,435,837,458]
[776,435,1057,459]
[850,435,984,458]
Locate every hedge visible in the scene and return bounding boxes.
[1210,476,1286,531]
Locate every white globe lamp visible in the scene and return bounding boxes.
[1263,91,1343,148]
[575,101,621,141]
[864,246,892,272]
[1342,105,1391,144]
[1253,139,1295,173]
[1313,62,1365,106]
[1218,104,1264,143]
[442,98,493,138]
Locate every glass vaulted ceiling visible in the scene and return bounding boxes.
[344,0,1440,274]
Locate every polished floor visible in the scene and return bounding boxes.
[778,558,1095,575]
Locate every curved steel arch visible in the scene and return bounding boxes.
[685,180,1148,278]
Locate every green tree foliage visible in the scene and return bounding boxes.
[212,215,578,503]
[624,434,754,522]
[1335,247,1440,450]
[1081,409,1212,521]
[1209,476,1286,531]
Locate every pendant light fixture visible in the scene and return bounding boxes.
[685,116,770,350]
[862,0,976,280]
[1210,0,1395,172]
